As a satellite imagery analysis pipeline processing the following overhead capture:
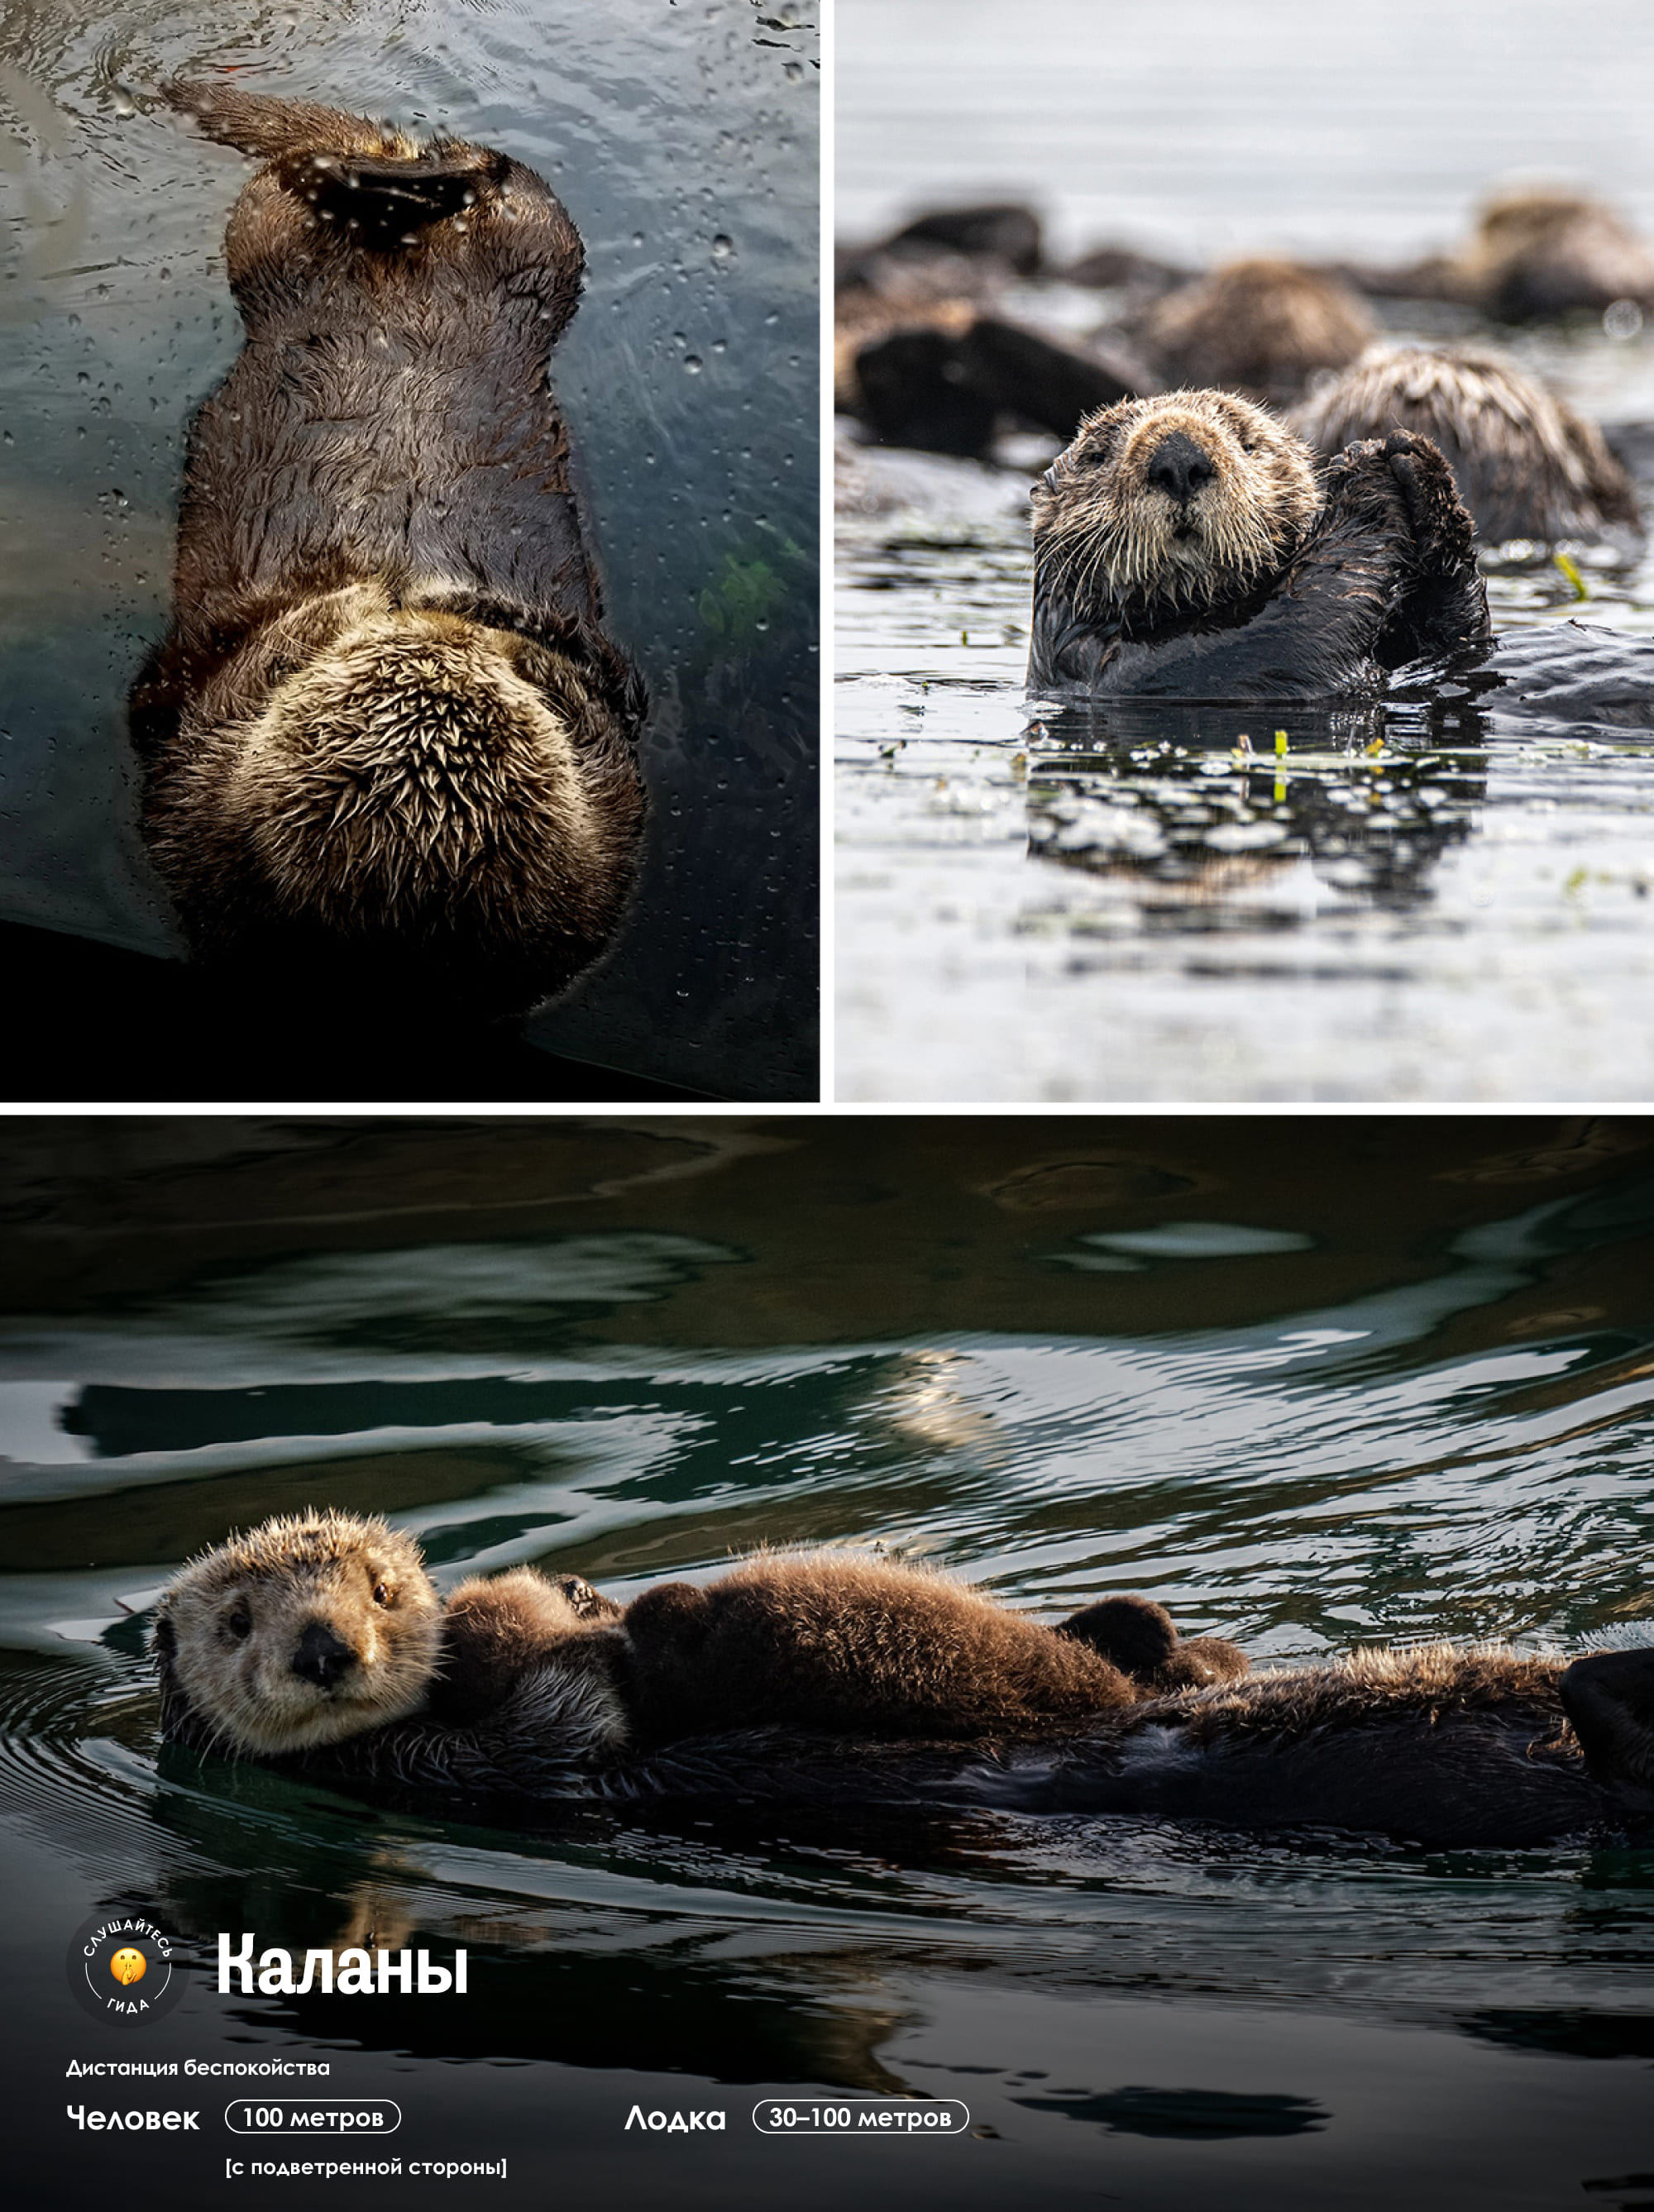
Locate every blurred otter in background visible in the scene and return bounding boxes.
[1294,344,1642,545]
[1135,256,1376,409]
[131,81,647,1021]
[1336,185,1654,323]
[835,198,1148,455]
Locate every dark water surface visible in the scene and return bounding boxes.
[836,0,1654,1100]
[2,1116,1652,2208]
[0,0,818,1097]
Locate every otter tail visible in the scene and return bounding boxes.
[164,79,504,242]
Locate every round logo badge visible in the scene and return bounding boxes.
[67,1912,189,2023]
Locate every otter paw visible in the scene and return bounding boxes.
[1056,1596,1178,1682]
[545,1574,623,1622]
[1320,435,1415,529]
[1380,431,1477,561]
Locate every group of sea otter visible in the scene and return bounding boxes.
[153,1511,1654,1851]
[839,194,1654,707]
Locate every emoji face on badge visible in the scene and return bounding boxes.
[109,1947,147,1985]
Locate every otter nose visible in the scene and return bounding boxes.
[1145,431,1217,503]
[291,1621,358,1690]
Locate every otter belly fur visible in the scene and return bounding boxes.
[130,83,647,1019]
[1028,389,1492,700]
[152,1512,1245,1785]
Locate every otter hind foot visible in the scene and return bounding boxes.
[1559,1646,1654,1802]
[1057,1594,1249,1692]
[280,148,509,247]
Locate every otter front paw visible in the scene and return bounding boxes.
[1379,429,1479,570]
[544,1574,624,1623]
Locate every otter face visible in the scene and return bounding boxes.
[154,1512,442,1756]
[1030,389,1319,627]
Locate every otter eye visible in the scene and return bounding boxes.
[372,1581,392,1608]
[226,1607,252,1641]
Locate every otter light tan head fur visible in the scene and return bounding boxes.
[1030,389,1319,629]
[154,1511,442,1755]
[225,605,605,934]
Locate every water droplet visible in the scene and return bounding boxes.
[1604,298,1643,341]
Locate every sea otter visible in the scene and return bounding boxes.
[130,82,648,1020]
[1028,389,1492,698]
[152,1511,1245,1770]
[1294,344,1641,545]
[151,1514,1654,1848]
[612,1641,1652,1851]
[1135,257,1375,409]
[1346,187,1654,324]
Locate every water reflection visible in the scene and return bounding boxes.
[1025,700,1491,915]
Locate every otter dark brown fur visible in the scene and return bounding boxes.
[1294,345,1641,545]
[130,83,647,1019]
[1029,389,1491,698]
[153,1513,1245,1770]
[1000,1641,1654,1847]
[647,1641,1649,1850]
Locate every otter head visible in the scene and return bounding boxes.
[152,1512,442,1755]
[230,608,621,936]
[146,591,648,1016]
[1030,389,1319,633]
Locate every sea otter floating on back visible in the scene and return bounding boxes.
[151,1512,1654,1850]
[131,83,648,1019]
[1027,389,1493,700]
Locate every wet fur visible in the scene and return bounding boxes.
[131,83,647,1018]
[1030,390,1491,698]
[1295,345,1640,545]
[152,1512,442,1756]
[151,1517,1654,1846]
[617,1644,1654,1849]
[153,1517,1242,1768]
